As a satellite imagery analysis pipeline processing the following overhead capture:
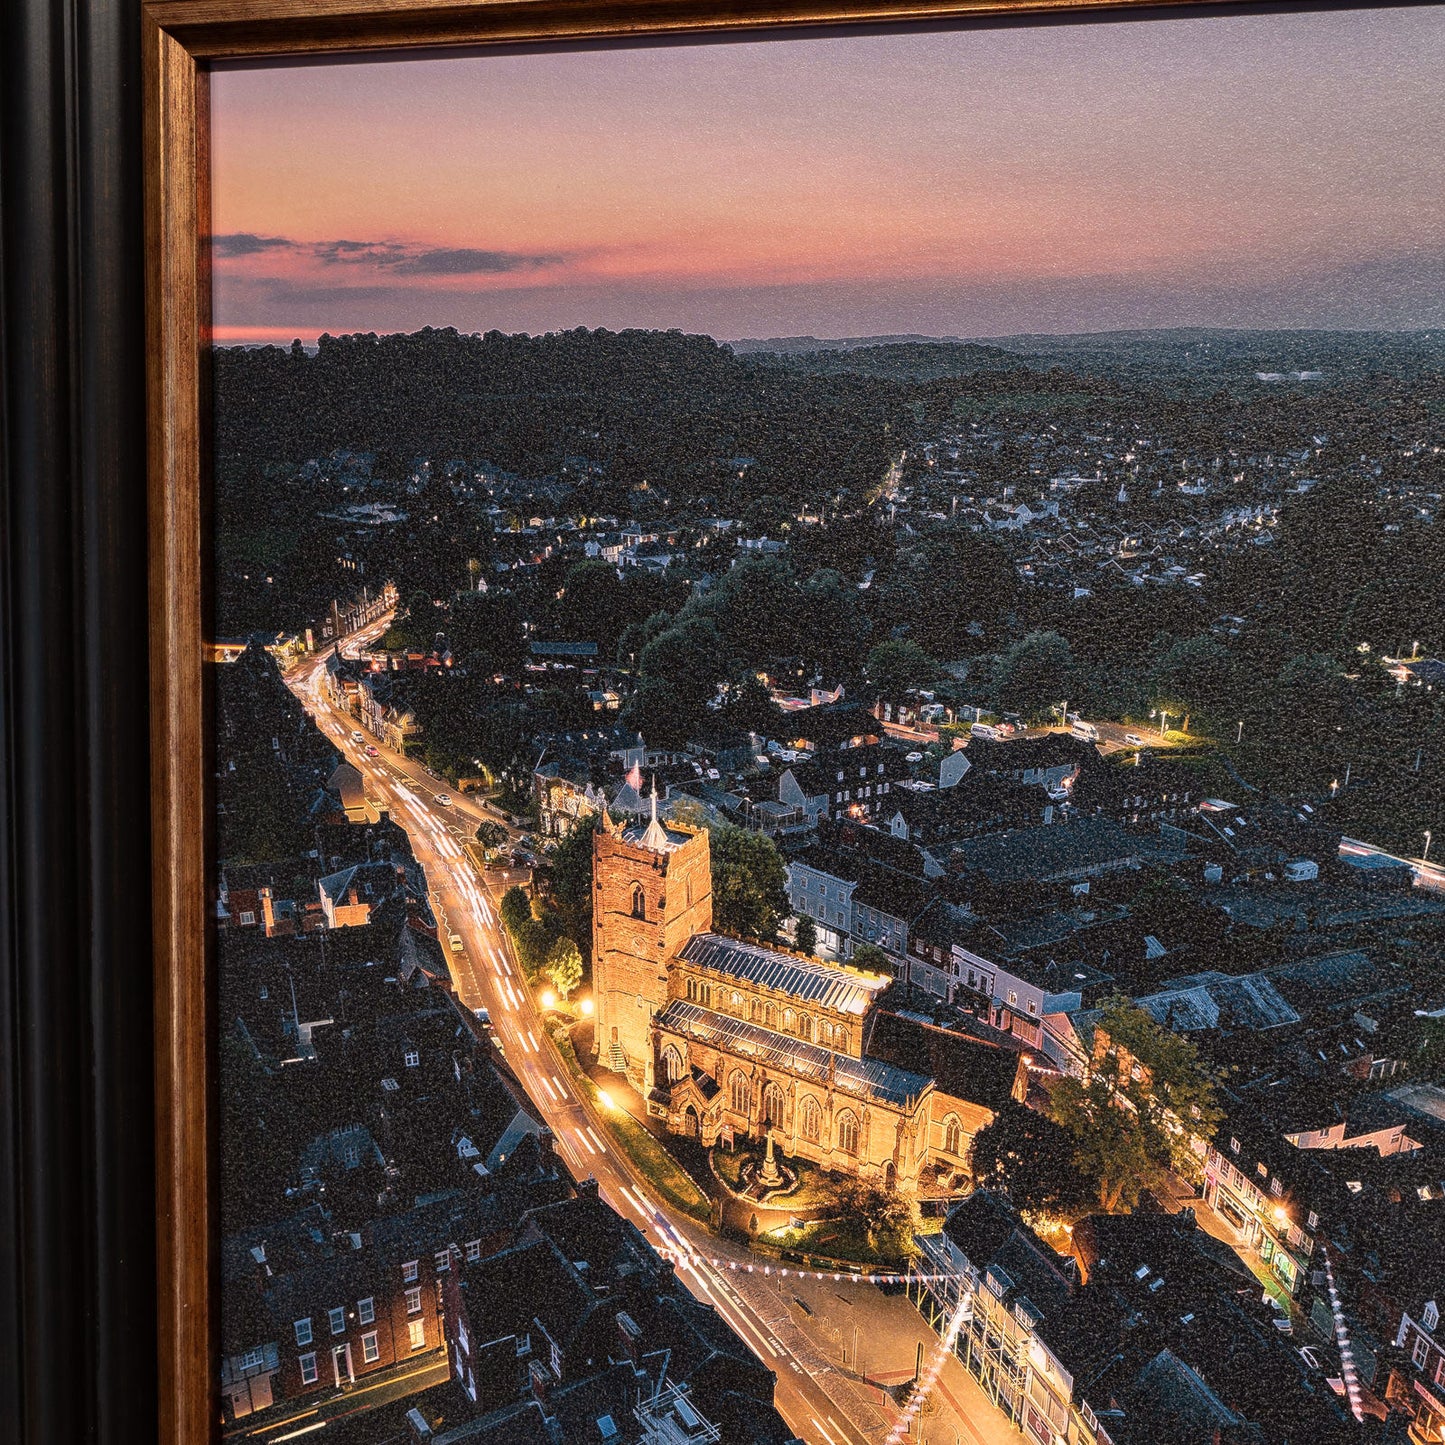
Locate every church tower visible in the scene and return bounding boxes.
[591,795,712,1089]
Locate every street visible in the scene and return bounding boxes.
[285,622,997,1445]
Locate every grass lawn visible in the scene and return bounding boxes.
[766,1217,912,1269]
[712,1144,847,1212]
[550,1030,713,1225]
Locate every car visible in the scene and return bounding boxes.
[435,792,452,807]
[1124,732,1144,746]
[448,933,465,954]
[365,745,379,757]
[472,1006,491,1025]
[350,730,363,743]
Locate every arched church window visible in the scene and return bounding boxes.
[631,883,646,919]
[763,1081,785,1128]
[836,1110,859,1156]
[763,1003,777,1030]
[800,1097,821,1142]
[798,1014,813,1042]
[835,1028,849,1054]
[942,1114,962,1156]
[661,1046,683,1084]
[729,1071,751,1116]
[783,1009,796,1034]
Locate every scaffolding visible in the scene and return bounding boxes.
[635,1384,722,1445]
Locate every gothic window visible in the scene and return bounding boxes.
[835,1028,849,1054]
[631,884,646,920]
[836,1110,859,1156]
[763,1081,786,1128]
[942,1114,962,1156]
[798,1014,813,1043]
[763,1003,777,1030]
[750,999,762,1023]
[783,1009,796,1034]
[661,1046,683,1084]
[800,1097,821,1142]
[729,1071,751,1116]
[818,1021,832,1047]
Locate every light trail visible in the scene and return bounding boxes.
[281,625,881,1445]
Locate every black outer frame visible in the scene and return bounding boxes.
[0,0,157,1442]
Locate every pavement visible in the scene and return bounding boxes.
[223,1355,449,1442]
[284,618,967,1445]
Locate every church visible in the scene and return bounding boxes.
[590,802,1026,1194]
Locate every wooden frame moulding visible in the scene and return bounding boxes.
[141,0,1237,1439]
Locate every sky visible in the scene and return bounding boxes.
[210,8,1445,345]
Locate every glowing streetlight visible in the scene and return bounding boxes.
[1425,830,1434,864]
[540,988,557,1009]
[579,997,595,1017]
[596,1088,614,1110]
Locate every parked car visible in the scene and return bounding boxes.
[1124,732,1144,746]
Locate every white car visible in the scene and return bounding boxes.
[448,933,465,954]
[351,730,363,743]
[435,792,452,807]
[1124,732,1145,746]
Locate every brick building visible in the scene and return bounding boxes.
[592,804,1025,1193]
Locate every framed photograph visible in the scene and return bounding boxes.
[142,2,1445,1443]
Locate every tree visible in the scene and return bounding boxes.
[474,820,508,852]
[864,639,937,699]
[548,815,598,957]
[1087,996,1222,1180]
[968,1101,1096,1220]
[850,942,889,975]
[1049,995,1222,1210]
[793,914,817,954]
[499,885,533,935]
[837,1179,920,1253]
[992,630,1076,719]
[1149,635,1239,733]
[544,936,584,1001]
[709,823,789,942]
[1050,1075,1166,1213]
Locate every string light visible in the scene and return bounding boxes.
[651,1243,960,1288]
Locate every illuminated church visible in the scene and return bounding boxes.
[591,801,1025,1193]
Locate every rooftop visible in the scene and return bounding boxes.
[677,933,886,1016]
[656,998,931,1108]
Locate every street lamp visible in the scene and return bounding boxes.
[1425,830,1433,864]
[1236,720,1244,745]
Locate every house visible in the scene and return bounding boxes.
[439,1183,793,1441]
[883,774,1049,850]
[911,1194,1356,1445]
[951,818,1152,891]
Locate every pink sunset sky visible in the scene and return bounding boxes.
[211,8,1445,345]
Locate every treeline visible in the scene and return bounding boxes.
[213,326,905,512]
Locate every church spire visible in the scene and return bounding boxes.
[640,775,669,852]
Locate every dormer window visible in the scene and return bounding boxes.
[404,1049,419,1068]
[1425,1301,1440,1333]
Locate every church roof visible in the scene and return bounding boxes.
[656,999,931,1108]
[677,934,885,1016]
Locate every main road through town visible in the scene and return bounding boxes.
[284,620,953,1445]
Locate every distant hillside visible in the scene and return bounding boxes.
[728,333,966,354]
[975,327,1445,382]
[740,339,1032,381]
[736,327,1445,387]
